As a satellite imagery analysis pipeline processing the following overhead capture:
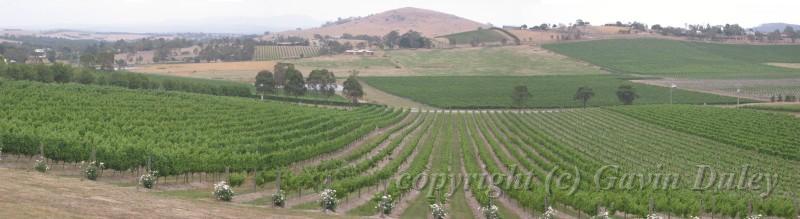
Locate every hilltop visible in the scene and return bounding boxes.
[753,23,800,33]
[264,7,486,39]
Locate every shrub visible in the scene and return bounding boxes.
[430,203,447,219]
[271,189,286,207]
[228,172,246,187]
[82,161,104,180]
[34,157,49,173]
[376,194,394,215]
[139,170,158,189]
[213,181,235,201]
[320,188,338,212]
[481,203,500,219]
[542,206,556,219]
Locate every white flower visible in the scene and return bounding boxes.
[542,206,556,219]
[320,189,338,211]
[430,203,447,219]
[213,181,235,201]
[481,204,501,219]
[746,215,762,219]
[590,210,610,219]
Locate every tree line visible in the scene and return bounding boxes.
[511,85,639,108]
[0,62,251,97]
[254,63,365,103]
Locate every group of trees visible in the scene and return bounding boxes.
[197,37,260,62]
[770,94,798,102]
[254,63,364,103]
[382,30,433,49]
[511,85,640,108]
[0,61,251,97]
[652,23,799,43]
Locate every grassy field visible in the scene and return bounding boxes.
[386,46,606,76]
[633,78,800,101]
[133,46,605,80]
[439,29,509,45]
[743,103,800,112]
[542,38,800,79]
[362,75,746,108]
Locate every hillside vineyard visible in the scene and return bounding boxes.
[3,79,800,217]
[0,80,406,174]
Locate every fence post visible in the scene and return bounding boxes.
[225,166,230,184]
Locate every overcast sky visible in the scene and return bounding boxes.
[1,0,798,33]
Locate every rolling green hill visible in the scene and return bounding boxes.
[542,38,800,78]
[439,29,509,45]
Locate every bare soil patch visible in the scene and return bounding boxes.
[767,62,800,69]
[0,167,352,219]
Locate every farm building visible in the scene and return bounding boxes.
[345,49,375,55]
[170,45,201,62]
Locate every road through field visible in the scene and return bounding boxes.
[358,79,437,110]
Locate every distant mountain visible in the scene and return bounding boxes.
[753,23,800,33]
[266,7,487,39]
[69,15,321,34]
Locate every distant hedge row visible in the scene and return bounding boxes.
[0,62,252,97]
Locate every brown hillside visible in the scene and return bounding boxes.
[265,7,486,39]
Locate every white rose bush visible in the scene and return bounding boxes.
[542,206,556,219]
[82,161,104,181]
[272,189,286,207]
[34,157,49,173]
[213,181,235,201]
[480,203,501,219]
[430,203,447,219]
[376,194,394,215]
[320,188,338,212]
[139,170,158,189]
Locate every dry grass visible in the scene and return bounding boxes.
[357,79,435,110]
[0,166,356,219]
[767,62,800,69]
[131,61,279,83]
[263,7,485,39]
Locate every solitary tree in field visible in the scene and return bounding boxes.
[574,86,595,108]
[255,70,276,94]
[785,26,798,43]
[511,85,531,109]
[342,75,364,104]
[616,85,640,105]
[284,68,306,96]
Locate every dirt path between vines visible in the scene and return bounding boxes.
[291,111,415,172]
[389,116,441,218]
[250,114,428,208]
[0,167,353,219]
[336,114,433,213]
[466,115,534,219]
[457,124,489,219]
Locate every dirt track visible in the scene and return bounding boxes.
[0,167,353,219]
